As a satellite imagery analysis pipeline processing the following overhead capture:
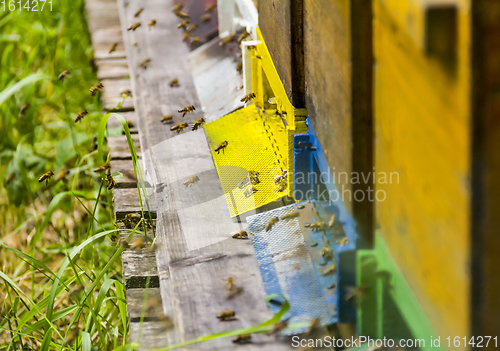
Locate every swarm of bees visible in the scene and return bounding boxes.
[183,175,200,187]
[178,105,195,117]
[74,110,89,123]
[89,83,103,96]
[240,93,256,103]
[170,122,189,133]
[58,70,70,81]
[191,117,205,130]
[39,171,54,185]
[214,141,228,154]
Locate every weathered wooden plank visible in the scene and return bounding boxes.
[122,249,159,290]
[118,0,293,348]
[112,188,157,220]
[96,59,130,80]
[110,160,137,188]
[303,0,373,245]
[471,0,500,337]
[106,111,139,133]
[101,78,135,111]
[107,134,141,160]
[258,0,305,107]
[126,288,163,320]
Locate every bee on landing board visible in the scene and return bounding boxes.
[240,93,256,103]
[182,32,191,42]
[186,24,198,33]
[183,175,200,187]
[205,4,217,13]
[280,210,299,220]
[233,334,251,344]
[322,264,336,276]
[278,181,287,192]
[201,13,211,22]
[339,237,349,246]
[265,217,279,231]
[248,171,260,184]
[306,221,327,232]
[169,78,179,87]
[139,59,151,69]
[190,36,201,46]
[58,70,70,81]
[178,105,195,117]
[244,186,257,198]
[127,22,141,31]
[214,141,228,154]
[134,7,144,17]
[74,110,88,123]
[172,4,183,13]
[170,122,189,133]
[39,171,54,185]
[108,43,118,54]
[175,11,190,19]
[217,310,235,321]
[231,230,248,240]
[89,83,103,96]
[225,277,243,298]
[161,115,173,124]
[274,171,287,184]
[191,117,205,131]
[177,20,189,29]
[148,19,156,29]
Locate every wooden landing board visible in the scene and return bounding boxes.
[118,0,293,348]
[107,134,141,160]
[101,78,135,111]
[112,188,156,220]
[96,59,130,80]
[106,111,139,133]
[110,160,137,188]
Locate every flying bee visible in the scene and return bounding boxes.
[93,163,110,173]
[214,141,228,154]
[118,239,130,248]
[64,329,79,346]
[127,22,141,31]
[19,102,30,116]
[182,32,191,42]
[240,93,256,103]
[191,117,205,130]
[266,320,288,336]
[219,34,235,47]
[186,24,198,32]
[175,11,190,19]
[244,186,257,198]
[106,169,116,190]
[217,310,235,321]
[237,177,250,189]
[274,171,287,184]
[306,222,327,232]
[265,217,279,231]
[278,181,287,192]
[139,59,151,69]
[322,264,336,276]
[58,70,70,81]
[130,237,146,250]
[54,170,70,182]
[134,7,144,17]
[190,36,201,45]
[170,122,189,133]
[39,171,54,185]
[160,314,174,330]
[121,89,132,98]
[109,43,118,54]
[74,109,89,123]
[183,175,200,187]
[280,210,299,220]
[178,105,195,117]
[89,83,103,96]
[201,13,211,22]
[161,115,173,124]
[233,334,251,344]
[177,20,189,29]
[169,78,179,87]
[69,284,84,297]
[172,4,183,12]
[231,230,248,239]
[339,237,349,246]
[328,214,335,227]
[205,4,217,13]
[148,19,156,28]
[5,172,15,185]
